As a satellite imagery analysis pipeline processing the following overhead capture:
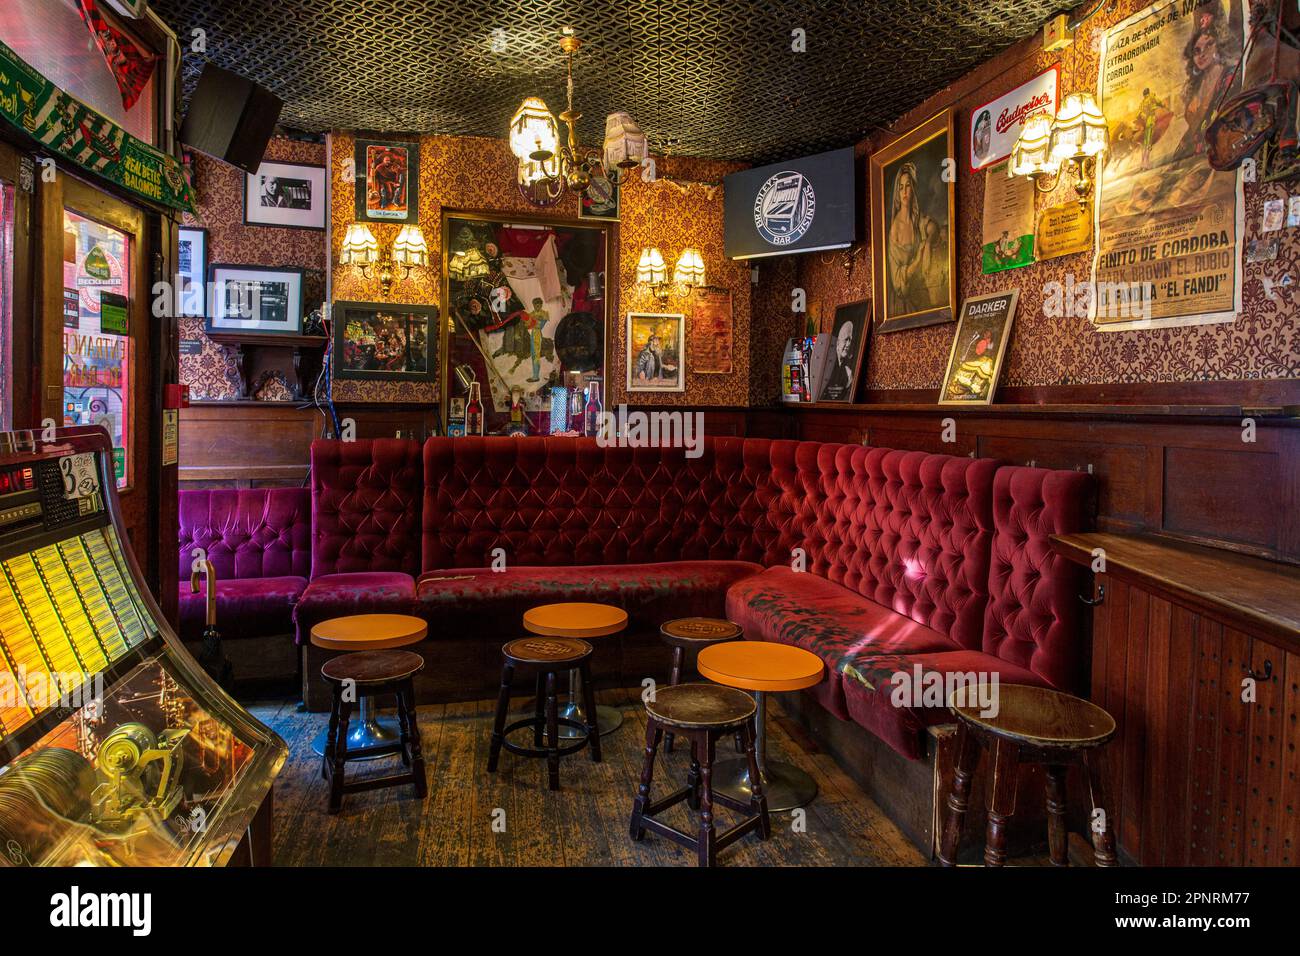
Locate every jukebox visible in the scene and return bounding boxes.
[0,426,285,866]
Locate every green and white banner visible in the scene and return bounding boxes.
[0,38,196,213]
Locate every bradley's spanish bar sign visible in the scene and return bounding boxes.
[0,39,196,214]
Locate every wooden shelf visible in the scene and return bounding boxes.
[1053,532,1300,649]
[775,402,1300,424]
[205,331,326,349]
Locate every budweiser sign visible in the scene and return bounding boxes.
[970,66,1060,172]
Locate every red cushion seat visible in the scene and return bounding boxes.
[416,560,763,639]
[841,652,1050,759]
[726,566,956,718]
[179,575,307,640]
[293,571,417,644]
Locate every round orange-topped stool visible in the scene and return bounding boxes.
[310,614,427,760]
[523,603,628,737]
[697,640,823,811]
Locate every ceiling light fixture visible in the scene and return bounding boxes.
[508,28,648,207]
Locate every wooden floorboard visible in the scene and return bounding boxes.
[251,688,928,867]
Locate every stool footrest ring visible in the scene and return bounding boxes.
[501,716,592,759]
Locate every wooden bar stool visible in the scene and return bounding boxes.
[630,682,771,867]
[658,617,743,753]
[310,613,428,761]
[697,640,824,811]
[938,683,1119,867]
[523,602,628,737]
[321,649,427,813]
[488,637,601,791]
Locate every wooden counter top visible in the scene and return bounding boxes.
[1052,532,1300,648]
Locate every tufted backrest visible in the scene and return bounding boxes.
[421,436,798,568]
[797,446,998,651]
[178,488,311,581]
[983,466,1092,691]
[420,436,1000,649]
[311,439,422,577]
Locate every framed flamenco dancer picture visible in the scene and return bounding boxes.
[355,139,419,225]
[441,210,609,433]
[870,109,957,332]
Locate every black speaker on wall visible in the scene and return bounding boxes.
[179,64,283,174]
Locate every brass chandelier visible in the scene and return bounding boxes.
[508,29,648,206]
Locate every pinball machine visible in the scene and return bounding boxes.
[0,426,285,866]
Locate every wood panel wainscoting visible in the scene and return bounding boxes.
[179,401,441,488]
[1054,533,1300,867]
[754,402,1300,566]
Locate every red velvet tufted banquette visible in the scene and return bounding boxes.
[177,488,311,641]
[293,435,1092,758]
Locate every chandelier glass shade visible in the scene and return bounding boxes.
[603,111,648,171]
[1008,111,1058,180]
[1009,91,1108,204]
[1049,92,1109,165]
[448,247,490,283]
[509,96,559,162]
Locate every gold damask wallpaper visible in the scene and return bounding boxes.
[756,0,1299,402]
[328,133,750,407]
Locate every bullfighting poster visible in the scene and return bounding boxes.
[1092,0,1244,330]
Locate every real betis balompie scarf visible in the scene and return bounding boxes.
[0,39,196,213]
[75,0,157,111]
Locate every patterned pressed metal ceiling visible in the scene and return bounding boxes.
[151,0,1068,163]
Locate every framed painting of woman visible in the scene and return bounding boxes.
[870,109,957,332]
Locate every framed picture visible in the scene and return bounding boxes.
[355,140,419,224]
[870,109,957,333]
[626,312,685,393]
[243,161,327,229]
[816,299,871,402]
[578,170,620,220]
[205,264,304,335]
[688,287,733,374]
[176,226,207,317]
[332,300,438,384]
[441,210,610,433]
[938,290,1019,406]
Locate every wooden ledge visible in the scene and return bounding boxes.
[1052,532,1300,649]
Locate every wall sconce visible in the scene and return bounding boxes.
[340,223,429,297]
[1010,92,1108,207]
[637,245,706,302]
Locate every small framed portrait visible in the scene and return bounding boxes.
[176,226,207,317]
[205,264,304,335]
[870,109,957,333]
[939,290,1019,406]
[578,170,620,220]
[816,300,871,403]
[243,161,327,229]
[626,312,685,392]
[332,300,438,384]
[355,140,419,224]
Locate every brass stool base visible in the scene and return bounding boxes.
[712,757,817,812]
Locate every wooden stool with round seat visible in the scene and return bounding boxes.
[630,682,770,867]
[310,613,428,761]
[938,683,1119,867]
[321,649,427,813]
[658,617,743,753]
[523,602,628,738]
[696,640,824,812]
[488,636,602,791]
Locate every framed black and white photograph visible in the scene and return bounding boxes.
[205,264,305,335]
[176,226,207,317]
[816,300,871,402]
[243,161,327,229]
[332,300,438,383]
